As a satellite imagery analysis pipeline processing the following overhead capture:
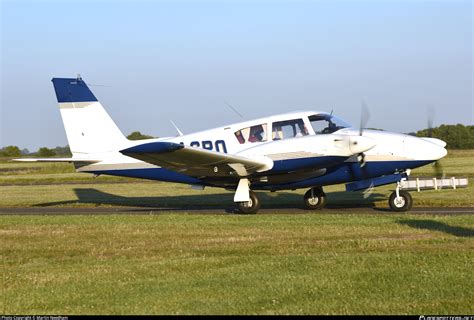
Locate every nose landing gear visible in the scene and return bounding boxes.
[388,182,413,212]
[304,187,326,210]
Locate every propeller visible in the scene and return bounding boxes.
[357,101,371,168]
[359,101,370,136]
[426,106,445,177]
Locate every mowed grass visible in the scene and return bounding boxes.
[1,180,473,209]
[2,214,473,315]
[1,152,473,315]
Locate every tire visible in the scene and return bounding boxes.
[388,190,413,212]
[304,187,326,210]
[237,191,261,214]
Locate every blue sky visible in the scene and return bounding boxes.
[1,0,472,151]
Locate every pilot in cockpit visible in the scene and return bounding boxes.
[322,121,336,134]
[248,125,264,142]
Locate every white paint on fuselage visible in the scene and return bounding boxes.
[79,111,447,174]
[336,129,447,161]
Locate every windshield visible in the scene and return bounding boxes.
[309,114,352,134]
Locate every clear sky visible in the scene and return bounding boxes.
[1,0,472,151]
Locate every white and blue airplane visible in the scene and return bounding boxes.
[17,76,448,213]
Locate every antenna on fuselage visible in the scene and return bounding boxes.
[224,100,244,119]
[170,120,184,136]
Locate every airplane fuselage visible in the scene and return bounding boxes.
[77,112,447,191]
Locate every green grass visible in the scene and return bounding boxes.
[1,180,473,208]
[2,214,473,315]
[409,150,474,178]
[1,153,472,315]
[0,160,138,185]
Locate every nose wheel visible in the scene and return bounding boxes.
[388,190,413,212]
[304,187,326,210]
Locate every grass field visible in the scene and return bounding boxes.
[2,214,473,314]
[1,150,473,314]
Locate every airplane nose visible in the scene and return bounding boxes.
[404,136,447,161]
[349,136,377,154]
[432,143,447,160]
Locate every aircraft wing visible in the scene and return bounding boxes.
[120,141,273,177]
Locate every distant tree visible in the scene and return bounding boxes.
[127,131,154,140]
[53,145,72,156]
[366,128,384,131]
[0,145,21,157]
[21,148,30,155]
[416,124,474,149]
[37,147,56,157]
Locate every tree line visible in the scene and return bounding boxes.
[1,125,473,157]
[0,131,155,157]
[411,124,474,149]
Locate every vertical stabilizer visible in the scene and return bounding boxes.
[51,76,127,154]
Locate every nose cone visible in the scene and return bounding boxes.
[349,136,377,154]
[431,143,448,160]
[404,135,447,161]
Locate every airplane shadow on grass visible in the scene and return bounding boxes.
[35,187,388,213]
[398,219,474,238]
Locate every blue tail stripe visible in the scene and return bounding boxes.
[51,77,98,103]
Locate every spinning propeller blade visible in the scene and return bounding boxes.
[426,106,444,177]
[358,102,371,168]
[359,101,370,136]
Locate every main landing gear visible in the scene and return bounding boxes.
[303,187,326,210]
[235,186,328,214]
[236,190,261,214]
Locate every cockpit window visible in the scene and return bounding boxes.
[272,118,309,140]
[234,123,268,144]
[309,114,351,134]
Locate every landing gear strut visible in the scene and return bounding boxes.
[304,187,326,210]
[388,182,413,212]
[236,190,260,214]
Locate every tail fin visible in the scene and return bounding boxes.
[52,76,127,154]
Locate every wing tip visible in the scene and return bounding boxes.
[120,142,184,155]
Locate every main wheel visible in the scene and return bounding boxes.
[388,190,413,212]
[236,191,261,214]
[304,187,326,210]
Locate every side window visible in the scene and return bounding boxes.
[272,119,308,140]
[234,124,268,144]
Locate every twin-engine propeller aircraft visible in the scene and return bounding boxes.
[16,76,448,213]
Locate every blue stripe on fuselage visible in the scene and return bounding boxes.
[253,159,433,190]
[86,158,433,190]
[270,156,347,172]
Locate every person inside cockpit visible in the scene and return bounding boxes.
[248,125,265,142]
[321,121,337,134]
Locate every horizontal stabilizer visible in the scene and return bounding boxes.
[13,158,100,164]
